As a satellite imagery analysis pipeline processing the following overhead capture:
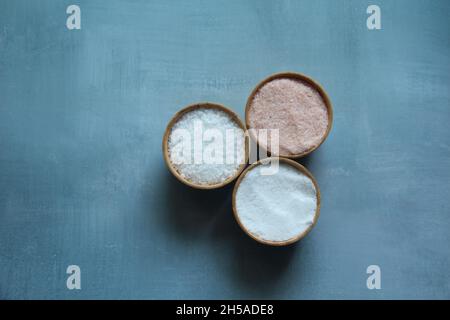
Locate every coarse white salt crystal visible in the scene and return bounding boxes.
[168,107,245,186]
[235,161,318,242]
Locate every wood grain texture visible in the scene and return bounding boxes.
[0,0,449,299]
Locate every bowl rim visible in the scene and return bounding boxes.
[231,157,321,246]
[162,102,249,190]
[245,71,333,159]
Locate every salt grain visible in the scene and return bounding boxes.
[168,107,245,186]
[247,78,329,156]
[235,161,318,242]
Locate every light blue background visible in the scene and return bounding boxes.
[0,0,449,299]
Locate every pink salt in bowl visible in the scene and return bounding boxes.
[245,72,333,159]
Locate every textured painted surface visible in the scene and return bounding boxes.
[0,0,449,299]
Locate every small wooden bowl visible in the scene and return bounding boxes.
[245,72,333,159]
[162,102,248,190]
[232,157,321,246]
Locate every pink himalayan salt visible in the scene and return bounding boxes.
[248,78,329,156]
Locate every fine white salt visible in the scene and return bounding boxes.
[168,107,245,186]
[235,161,318,242]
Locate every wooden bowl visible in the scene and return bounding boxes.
[245,72,333,158]
[232,157,321,246]
[162,102,248,190]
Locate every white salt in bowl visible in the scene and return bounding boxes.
[245,72,333,159]
[232,157,321,246]
[163,102,248,189]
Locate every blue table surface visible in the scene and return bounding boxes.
[1,0,449,299]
